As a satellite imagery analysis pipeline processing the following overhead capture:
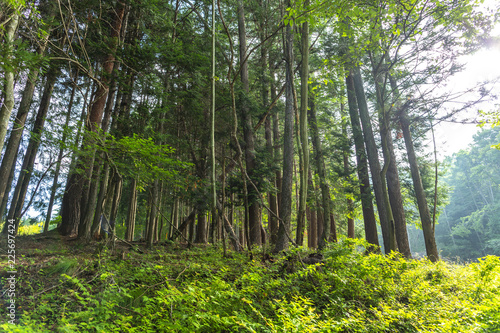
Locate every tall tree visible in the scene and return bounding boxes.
[352,67,397,253]
[0,7,19,153]
[59,1,126,236]
[274,5,294,253]
[3,66,59,233]
[308,94,334,248]
[237,0,262,246]
[345,73,379,248]
[296,0,310,246]
[398,102,439,262]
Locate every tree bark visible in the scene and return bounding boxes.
[79,71,120,241]
[307,205,317,249]
[296,2,310,246]
[59,2,126,236]
[0,38,50,216]
[352,67,397,253]
[270,72,281,244]
[44,72,77,232]
[341,102,355,238]
[125,178,138,241]
[308,95,333,248]
[371,57,411,257]
[274,14,294,253]
[345,73,379,248]
[385,132,412,258]
[0,13,19,153]
[237,0,262,246]
[195,212,208,244]
[146,180,159,247]
[399,108,439,262]
[3,66,58,234]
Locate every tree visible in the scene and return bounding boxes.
[274,2,294,253]
[436,127,500,260]
[59,1,126,237]
[0,3,20,153]
[344,72,379,248]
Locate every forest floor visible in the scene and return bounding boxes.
[0,234,500,332]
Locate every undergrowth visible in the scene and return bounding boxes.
[1,238,499,332]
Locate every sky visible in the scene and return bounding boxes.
[430,33,500,159]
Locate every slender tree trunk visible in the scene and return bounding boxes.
[296,3,310,247]
[270,71,281,244]
[329,213,337,242]
[309,95,333,248]
[0,38,50,215]
[274,12,294,253]
[188,208,196,244]
[0,157,16,218]
[384,132,412,257]
[44,73,77,232]
[59,2,126,236]
[263,45,279,247]
[399,108,439,262]
[307,205,317,248]
[90,164,111,237]
[147,180,159,247]
[352,67,397,253]
[341,102,355,238]
[371,57,411,257]
[125,178,138,241]
[78,161,102,239]
[0,13,19,153]
[3,67,58,234]
[317,209,324,246]
[169,197,179,239]
[345,73,379,248]
[78,72,119,241]
[210,0,218,247]
[237,0,262,246]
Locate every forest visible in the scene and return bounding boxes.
[1,0,500,331]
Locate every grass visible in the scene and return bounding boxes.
[0,236,499,332]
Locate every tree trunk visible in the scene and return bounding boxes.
[78,71,120,241]
[341,102,355,238]
[0,37,50,216]
[237,0,262,246]
[273,11,294,253]
[146,180,159,247]
[296,3,310,247]
[0,157,16,218]
[317,210,324,246]
[307,205,317,249]
[195,212,208,244]
[371,58,411,257]
[352,67,397,253]
[44,73,77,232]
[59,2,126,236]
[329,213,337,242]
[90,164,111,237]
[399,109,439,262]
[345,73,379,248]
[385,132,412,257]
[270,71,281,245]
[3,67,58,234]
[0,13,19,153]
[125,178,138,241]
[308,95,332,248]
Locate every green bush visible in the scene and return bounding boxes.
[2,240,500,332]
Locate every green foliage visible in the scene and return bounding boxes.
[77,131,191,191]
[436,127,500,260]
[3,241,500,332]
